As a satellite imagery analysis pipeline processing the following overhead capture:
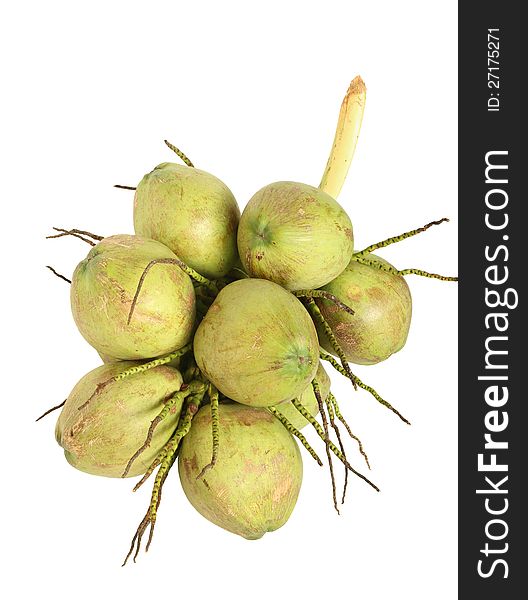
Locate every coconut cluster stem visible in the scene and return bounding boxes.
[35,399,66,422]
[328,392,370,469]
[115,141,193,193]
[128,258,217,325]
[196,385,220,479]
[78,344,193,411]
[306,299,358,390]
[319,76,366,199]
[293,289,354,315]
[123,456,172,565]
[268,407,323,466]
[46,227,103,246]
[164,140,194,168]
[46,266,71,284]
[325,395,349,504]
[297,385,339,512]
[306,381,379,492]
[353,218,450,257]
[45,229,101,282]
[132,436,173,492]
[319,351,410,425]
[354,255,458,282]
[122,381,206,477]
[123,392,204,565]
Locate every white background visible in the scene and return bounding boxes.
[1,1,457,598]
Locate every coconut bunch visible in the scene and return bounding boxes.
[41,77,457,564]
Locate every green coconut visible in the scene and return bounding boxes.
[317,254,412,365]
[194,278,319,407]
[134,162,240,279]
[237,181,353,290]
[178,403,302,539]
[71,234,195,360]
[55,363,184,478]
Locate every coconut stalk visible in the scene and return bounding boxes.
[319,75,366,199]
